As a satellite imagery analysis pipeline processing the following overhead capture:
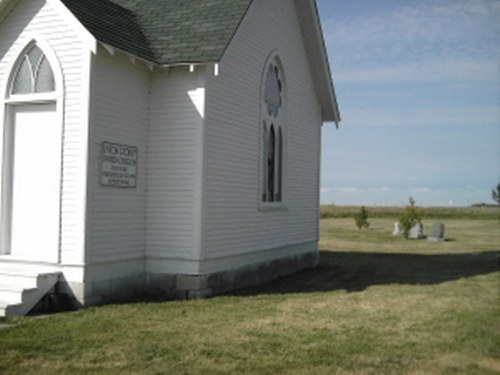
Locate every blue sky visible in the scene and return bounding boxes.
[316,0,499,206]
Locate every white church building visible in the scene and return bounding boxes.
[0,0,340,316]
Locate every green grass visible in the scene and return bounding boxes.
[321,217,500,253]
[0,213,499,374]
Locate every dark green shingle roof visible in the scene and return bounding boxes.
[61,0,253,64]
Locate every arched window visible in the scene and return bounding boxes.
[261,57,286,204]
[11,44,55,95]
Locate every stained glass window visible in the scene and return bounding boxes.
[11,45,55,95]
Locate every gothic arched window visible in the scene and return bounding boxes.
[11,44,55,95]
[261,58,286,204]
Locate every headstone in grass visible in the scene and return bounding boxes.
[428,222,445,242]
[393,222,403,235]
[409,223,425,239]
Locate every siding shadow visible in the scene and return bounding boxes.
[232,250,500,295]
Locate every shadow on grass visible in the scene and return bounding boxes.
[233,250,500,295]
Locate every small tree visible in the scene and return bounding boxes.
[354,206,370,230]
[399,197,421,239]
[492,183,500,205]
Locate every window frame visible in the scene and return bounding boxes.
[259,54,287,210]
[10,44,56,96]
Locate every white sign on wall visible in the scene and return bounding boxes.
[100,142,138,188]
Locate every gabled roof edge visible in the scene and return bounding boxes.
[0,0,97,54]
[0,0,20,24]
[294,0,341,126]
[49,0,97,54]
[217,0,255,65]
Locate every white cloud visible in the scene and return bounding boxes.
[411,188,431,193]
[329,186,408,195]
[339,104,498,128]
[370,187,393,193]
[335,187,363,194]
[320,184,494,206]
[325,0,500,85]
[322,186,365,194]
[327,0,500,62]
[336,59,496,84]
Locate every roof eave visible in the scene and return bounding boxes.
[0,0,20,24]
[99,41,219,72]
[0,0,97,53]
[294,0,341,126]
[51,0,97,53]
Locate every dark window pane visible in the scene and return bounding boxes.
[277,127,283,201]
[268,125,275,201]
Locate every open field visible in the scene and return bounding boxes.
[320,204,500,220]
[0,210,498,374]
[321,217,499,254]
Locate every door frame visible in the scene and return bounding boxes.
[0,37,64,262]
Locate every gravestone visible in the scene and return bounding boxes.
[428,222,445,242]
[393,222,402,236]
[409,223,425,239]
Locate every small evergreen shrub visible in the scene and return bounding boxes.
[354,206,370,230]
[492,183,500,205]
[399,197,421,239]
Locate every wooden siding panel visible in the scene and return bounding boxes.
[88,50,149,264]
[146,67,205,261]
[203,0,322,259]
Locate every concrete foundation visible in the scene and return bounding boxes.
[154,249,319,299]
[56,248,319,307]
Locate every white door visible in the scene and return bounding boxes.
[8,103,61,262]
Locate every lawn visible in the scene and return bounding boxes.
[0,208,499,374]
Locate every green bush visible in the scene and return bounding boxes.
[492,183,500,205]
[399,197,422,239]
[354,206,370,230]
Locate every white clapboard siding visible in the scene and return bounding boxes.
[202,0,322,260]
[146,66,205,262]
[87,49,149,264]
[0,0,90,268]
